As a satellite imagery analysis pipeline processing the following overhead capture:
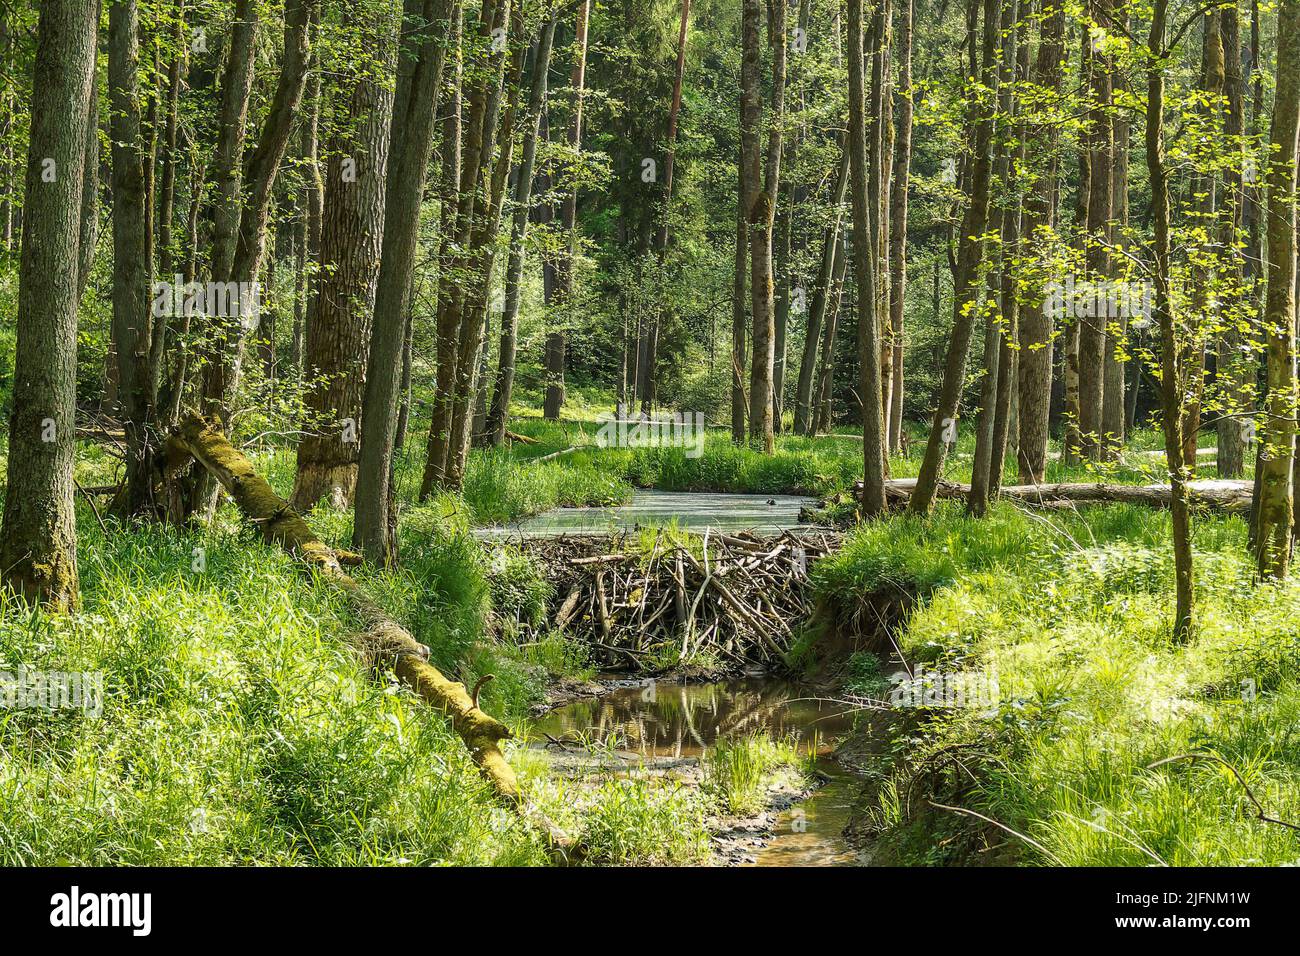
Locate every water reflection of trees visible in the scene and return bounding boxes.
[538,680,854,757]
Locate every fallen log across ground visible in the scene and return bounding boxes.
[167,413,578,857]
[858,478,1255,514]
[512,530,842,668]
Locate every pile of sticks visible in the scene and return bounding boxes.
[518,530,841,668]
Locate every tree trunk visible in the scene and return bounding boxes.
[1103,42,1130,460]
[290,17,325,393]
[908,0,1001,515]
[990,4,1031,495]
[849,0,887,515]
[886,0,913,452]
[813,231,849,433]
[487,18,560,445]
[108,0,158,518]
[1256,0,1300,578]
[200,0,315,420]
[76,72,99,302]
[202,0,258,382]
[743,0,783,453]
[794,146,849,435]
[420,0,508,495]
[732,155,749,442]
[0,0,99,609]
[1216,5,1249,478]
[293,29,395,512]
[354,0,456,563]
[1078,0,1113,461]
[444,0,522,488]
[969,0,1019,516]
[163,150,206,426]
[1145,0,1195,640]
[545,0,590,422]
[425,6,464,478]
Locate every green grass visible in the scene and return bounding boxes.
[0,514,548,865]
[571,777,712,864]
[0,495,709,865]
[703,732,810,815]
[817,502,1300,866]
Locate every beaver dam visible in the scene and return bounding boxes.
[486,496,890,866]
[510,529,842,668]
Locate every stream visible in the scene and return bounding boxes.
[478,489,819,538]
[530,676,869,866]
[509,491,863,864]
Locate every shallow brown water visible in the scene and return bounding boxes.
[531,676,867,866]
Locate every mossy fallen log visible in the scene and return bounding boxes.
[169,413,577,857]
[863,477,1254,513]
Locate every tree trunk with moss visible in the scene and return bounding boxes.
[170,413,576,857]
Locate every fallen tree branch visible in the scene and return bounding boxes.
[927,800,1067,866]
[1147,753,1300,833]
[169,413,579,858]
[864,477,1254,514]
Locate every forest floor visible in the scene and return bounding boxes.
[2,410,1296,866]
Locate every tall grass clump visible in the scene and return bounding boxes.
[703,732,808,814]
